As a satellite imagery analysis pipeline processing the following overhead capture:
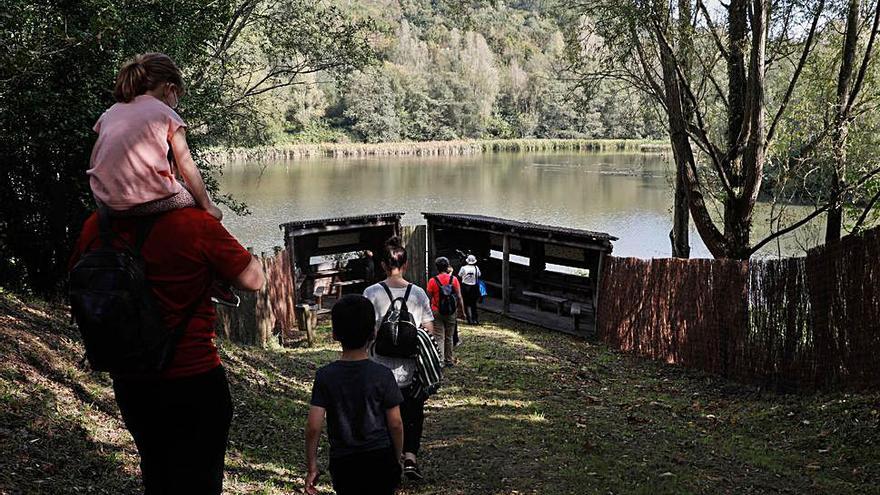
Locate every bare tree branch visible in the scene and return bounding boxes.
[697,0,730,59]
[651,23,734,194]
[845,0,880,113]
[750,164,880,254]
[765,0,825,148]
[853,187,880,232]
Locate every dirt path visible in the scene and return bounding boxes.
[2,293,878,494]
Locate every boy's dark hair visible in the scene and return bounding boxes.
[434,256,450,273]
[331,294,376,350]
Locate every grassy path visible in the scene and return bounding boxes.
[223,315,880,495]
[2,293,878,494]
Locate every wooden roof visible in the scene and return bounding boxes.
[422,212,617,250]
[280,212,403,236]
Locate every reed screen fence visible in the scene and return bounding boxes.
[597,227,880,389]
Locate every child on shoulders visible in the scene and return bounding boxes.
[305,295,404,495]
[89,52,222,219]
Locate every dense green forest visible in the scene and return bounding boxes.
[256,1,665,143]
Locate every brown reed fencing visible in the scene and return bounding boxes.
[216,247,297,347]
[597,226,880,390]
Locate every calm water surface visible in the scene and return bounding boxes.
[218,152,823,259]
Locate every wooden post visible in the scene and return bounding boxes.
[287,236,298,308]
[528,241,546,290]
[295,303,315,347]
[502,234,511,314]
[593,251,605,315]
[427,223,436,266]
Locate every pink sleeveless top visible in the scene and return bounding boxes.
[88,94,187,210]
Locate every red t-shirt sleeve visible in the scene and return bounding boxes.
[426,278,438,298]
[199,216,253,281]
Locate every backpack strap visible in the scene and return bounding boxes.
[133,215,158,256]
[94,206,157,256]
[380,281,394,304]
[433,276,441,289]
[403,283,412,302]
[97,206,115,248]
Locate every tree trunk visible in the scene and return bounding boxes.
[670,0,692,258]
[671,168,691,258]
[727,0,749,186]
[827,0,861,244]
[730,0,769,259]
[656,24,727,258]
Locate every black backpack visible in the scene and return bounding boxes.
[69,208,182,375]
[435,275,457,316]
[374,282,419,358]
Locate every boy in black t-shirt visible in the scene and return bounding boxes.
[305,295,404,495]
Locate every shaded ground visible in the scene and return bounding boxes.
[1,290,878,494]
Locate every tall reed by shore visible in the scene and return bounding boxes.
[206,138,670,164]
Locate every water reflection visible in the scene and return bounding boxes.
[218,152,823,259]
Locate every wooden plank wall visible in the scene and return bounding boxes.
[403,224,428,288]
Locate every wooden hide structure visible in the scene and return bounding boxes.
[281,213,404,320]
[423,213,616,336]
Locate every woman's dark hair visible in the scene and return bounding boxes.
[113,52,185,103]
[331,295,376,350]
[381,236,408,269]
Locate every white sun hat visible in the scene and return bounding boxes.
[466,255,477,265]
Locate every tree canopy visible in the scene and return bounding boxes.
[0,0,376,295]
[282,1,665,143]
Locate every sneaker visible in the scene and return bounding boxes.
[403,459,423,481]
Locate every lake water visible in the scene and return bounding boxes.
[217,151,824,259]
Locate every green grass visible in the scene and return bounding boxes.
[1,291,878,494]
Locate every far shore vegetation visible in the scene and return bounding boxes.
[207,138,671,163]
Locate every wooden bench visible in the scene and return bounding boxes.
[313,286,326,310]
[570,302,596,332]
[333,279,366,298]
[305,268,346,280]
[521,290,568,315]
[482,280,503,293]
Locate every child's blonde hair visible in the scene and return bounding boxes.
[113,53,185,103]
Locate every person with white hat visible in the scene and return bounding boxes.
[457,255,482,325]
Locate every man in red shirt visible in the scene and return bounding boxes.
[425,257,464,367]
[69,207,264,494]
